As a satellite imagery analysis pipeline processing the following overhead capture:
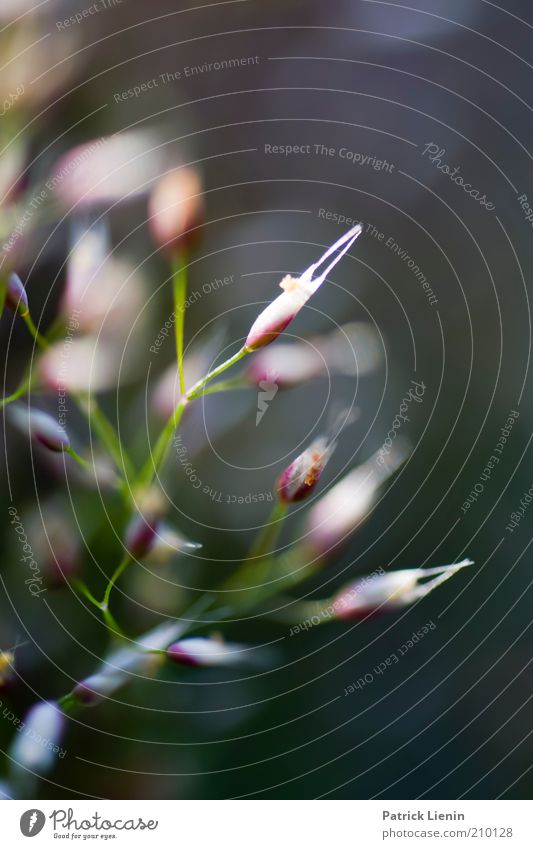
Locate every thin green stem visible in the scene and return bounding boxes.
[75,394,135,482]
[248,500,289,560]
[102,554,133,611]
[66,446,93,471]
[22,312,48,350]
[72,578,101,610]
[190,374,248,399]
[102,607,128,641]
[186,346,249,399]
[0,373,33,407]
[171,252,187,396]
[137,397,187,489]
[137,347,250,489]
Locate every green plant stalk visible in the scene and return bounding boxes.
[137,346,250,490]
[102,553,133,612]
[0,372,34,407]
[22,312,48,350]
[74,393,135,484]
[171,252,187,396]
[248,500,288,560]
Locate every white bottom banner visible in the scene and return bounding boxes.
[1,799,532,848]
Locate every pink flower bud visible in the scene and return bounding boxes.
[10,701,65,774]
[125,509,201,561]
[278,438,334,503]
[50,131,168,209]
[246,321,381,388]
[148,167,204,254]
[125,512,160,559]
[244,225,363,351]
[9,405,70,453]
[5,272,28,316]
[332,560,473,619]
[304,443,408,556]
[39,336,128,394]
[167,637,253,668]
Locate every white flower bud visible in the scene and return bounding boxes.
[167,637,255,668]
[244,225,362,351]
[9,405,70,453]
[305,443,408,556]
[10,702,65,775]
[332,560,474,619]
[246,321,382,387]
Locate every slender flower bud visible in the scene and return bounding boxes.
[149,167,203,254]
[125,512,160,559]
[304,442,408,556]
[73,620,183,705]
[5,272,29,316]
[9,405,70,453]
[244,224,362,351]
[278,438,335,503]
[10,701,65,775]
[167,637,256,668]
[125,493,201,561]
[332,560,474,619]
[0,651,14,687]
[246,321,382,387]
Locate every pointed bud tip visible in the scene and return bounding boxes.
[5,272,29,316]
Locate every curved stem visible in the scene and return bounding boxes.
[102,554,133,612]
[22,313,48,350]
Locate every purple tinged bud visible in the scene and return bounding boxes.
[278,438,334,503]
[5,272,29,316]
[125,513,159,559]
[244,225,362,351]
[125,511,201,561]
[332,560,474,620]
[9,405,70,453]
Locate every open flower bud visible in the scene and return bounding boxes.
[167,636,255,668]
[5,272,28,316]
[332,560,474,619]
[305,442,408,556]
[149,167,203,254]
[244,224,362,351]
[9,405,70,453]
[278,438,335,503]
[10,701,65,775]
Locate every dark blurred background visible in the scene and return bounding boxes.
[1,0,532,799]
